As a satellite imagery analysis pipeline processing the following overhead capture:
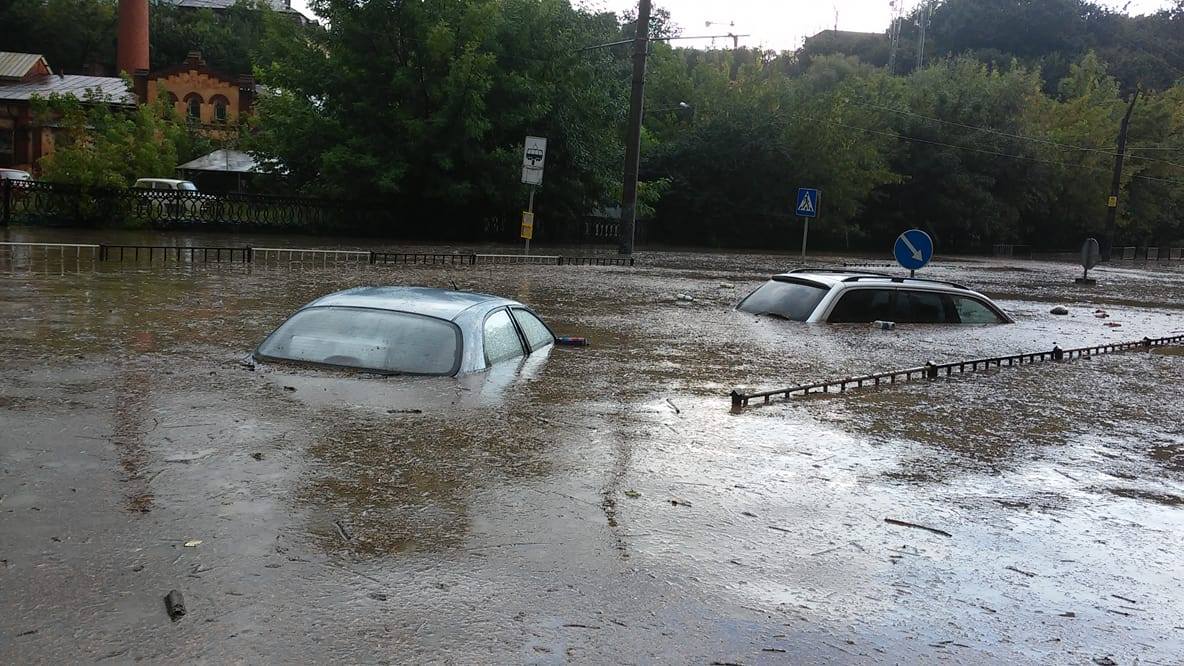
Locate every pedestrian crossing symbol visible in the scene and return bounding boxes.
[795,188,820,218]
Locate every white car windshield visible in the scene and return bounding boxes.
[256,306,462,375]
[737,278,829,321]
[178,182,198,191]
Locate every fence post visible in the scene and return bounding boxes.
[245,245,253,264]
[1,179,10,226]
[730,390,745,409]
[1053,345,1065,361]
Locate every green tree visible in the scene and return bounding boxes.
[644,54,899,247]
[32,86,206,187]
[0,0,279,75]
[0,0,117,73]
[247,0,628,230]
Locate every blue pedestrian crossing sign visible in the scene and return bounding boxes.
[894,229,934,271]
[795,188,820,218]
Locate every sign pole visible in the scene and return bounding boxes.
[800,216,808,261]
[794,188,819,263]
[525,186,535,255]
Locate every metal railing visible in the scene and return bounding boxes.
[473,254,562,265]
[0,241,638,270]
[0,241,101,273]
[730,335,1184,410]
[370,252,473,265]
[253,247,370,267]
[99,244,251,263]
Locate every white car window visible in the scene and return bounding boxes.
[893,290,951,324]
[483,309,524,365]
[828,289,895,323]
[511,308,554,352]
[953,296,1004,324]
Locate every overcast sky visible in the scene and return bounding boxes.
[289,0,1176,51]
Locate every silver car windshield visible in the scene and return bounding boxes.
[256,306,462,376]
[738,278,829,321]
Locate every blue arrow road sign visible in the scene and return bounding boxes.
[894,229,934,271]
[795,188,819,218]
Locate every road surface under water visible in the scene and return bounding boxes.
[1,231,1183,663]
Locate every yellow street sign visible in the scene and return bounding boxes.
[520,211,534,240]
[1107,195,1118,208]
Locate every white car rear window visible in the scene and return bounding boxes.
[738,279,829,321]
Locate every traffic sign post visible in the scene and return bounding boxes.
[1076,237,1100,285]
[795,188,820,261]
[521,136,547,254]
[893,229,934,276]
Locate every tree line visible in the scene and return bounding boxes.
[4,0,1183,250]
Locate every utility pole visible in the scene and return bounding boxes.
[1102,89,1139,261]
[617,0,651,256]
[887,0,903,75]
[915,0,930,71]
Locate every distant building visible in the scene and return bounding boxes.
[0,52,135,171]
[2,1,268,173]
[166,0,310,24]
[142,51,256,137]
[801,29,890,68]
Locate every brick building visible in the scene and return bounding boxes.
[142,51,256,137]
[0,52,134,171]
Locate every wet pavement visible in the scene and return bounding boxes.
[2,230,1183,663]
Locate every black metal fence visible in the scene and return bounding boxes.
[1,241,635,270]
[0,179,640,245]
[731,335,1184,410]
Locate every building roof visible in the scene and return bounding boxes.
[805,29,887,42]
[0,52,51,82]
[178,149,260,173]
[0,74,136,104]
[168,0,309,19]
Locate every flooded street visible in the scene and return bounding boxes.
[2,230,1183,663]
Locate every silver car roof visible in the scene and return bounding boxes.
[302,286,520,321]
[773,269,975,293]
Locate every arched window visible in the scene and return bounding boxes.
[183,93,203,122]
[167,92,179,110]
[210,95,230,124]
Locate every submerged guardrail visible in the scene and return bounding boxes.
[0,242,636,269]
[730,335,1184,410]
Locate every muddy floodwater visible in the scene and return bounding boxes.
[2,229,1183,663]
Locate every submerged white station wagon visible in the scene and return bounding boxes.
[737,269,1014,324]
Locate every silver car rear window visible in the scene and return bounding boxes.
[256,306,461,376]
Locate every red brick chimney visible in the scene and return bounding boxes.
[117,0,149,76]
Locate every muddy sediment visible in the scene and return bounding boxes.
[2,232,1183,663]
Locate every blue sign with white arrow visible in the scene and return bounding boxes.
[894,229,934,271]
[795,188,819,218]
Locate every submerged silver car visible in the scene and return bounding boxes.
[738,269,1014,324]
[254,287,555,376]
